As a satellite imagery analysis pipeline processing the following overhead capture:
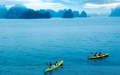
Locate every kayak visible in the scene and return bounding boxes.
[88,53,109,59]
[44,60,63,73]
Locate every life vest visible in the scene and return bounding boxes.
[55,62,57,66]
[94,54,97,56]
[49,65,53,68]
[98,53,101,56]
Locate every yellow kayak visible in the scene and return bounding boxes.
[88,53,109,59]
[44,60,63,73]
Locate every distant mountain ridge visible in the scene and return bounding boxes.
[73,11,80,17]
[38,9,67,17]
[38,9,87,18]
[19,9,43,19]
[62,9,74,18]
[80,11,87,17]
[0,5,7,18]
[6,4,27,19]
[109,5,120,17]
[0,4,89,19]
[19,9,51,19]
[88,13,109,17]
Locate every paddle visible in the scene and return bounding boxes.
[46,62,52,65]
[91,52,94,54]
[46,63,49,65]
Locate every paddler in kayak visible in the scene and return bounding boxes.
[98,52,101,56]
[94,53,97,56]
[98,52,104,58]
[49,62,53,68]
[55,61,63,67]
[54,61,58,66]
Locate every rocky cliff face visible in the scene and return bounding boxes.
[6,4,27,19]
[19,9,43,19]
[80,11,87,17]
[56,9,67,17]
[73,11,80,17]
[42,11,51,18]
[62,9,74,18]
[19,9,51,19]
[109,5,120,17]
[0,5,7,18]
[38,9,67,17]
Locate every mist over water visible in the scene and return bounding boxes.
[0,18,120,75]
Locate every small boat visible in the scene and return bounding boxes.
[88,53,109,59]
[44,60,63,73]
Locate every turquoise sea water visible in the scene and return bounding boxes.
[0,18,120,75]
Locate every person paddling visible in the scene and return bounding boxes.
[55,61,58,66]
[94,53,97,56]
[98,52,101,56]
[49,62,53,68]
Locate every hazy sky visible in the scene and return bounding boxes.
[1,0,120,14]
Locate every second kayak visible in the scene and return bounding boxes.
[88,53,109,59]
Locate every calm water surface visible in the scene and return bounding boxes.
[0,18,120,75]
